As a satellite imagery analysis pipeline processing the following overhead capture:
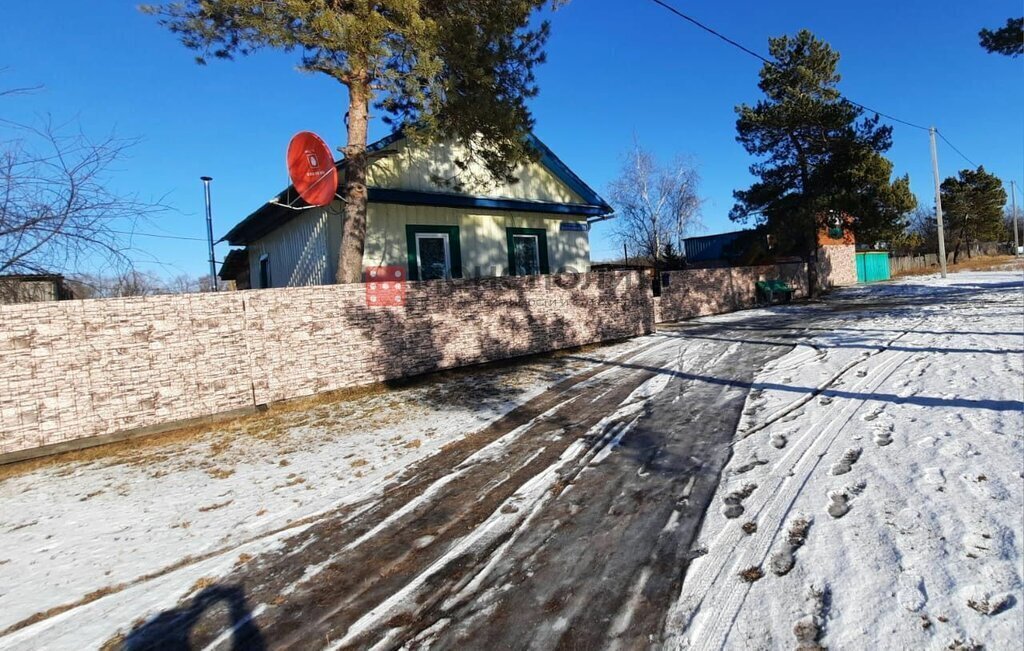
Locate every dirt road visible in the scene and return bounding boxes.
[117,308,833,650]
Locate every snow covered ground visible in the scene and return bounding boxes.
[0,338,645,648]
[0,270,1020,651]
[668,270,1024,650]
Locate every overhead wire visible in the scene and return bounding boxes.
[646,0,983,158]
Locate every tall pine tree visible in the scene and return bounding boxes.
[143,0,554,283]
[730,30,915,291]
[940,167,1008,263]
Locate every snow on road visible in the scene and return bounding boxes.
[0,338,645,648]
[1,270,1020,651]
[668,271,1024,650]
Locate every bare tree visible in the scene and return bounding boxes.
[608,142,701,267]
[1,86,163,277]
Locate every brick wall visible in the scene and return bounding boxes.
[0,271,652,458]
[657,263,808,323]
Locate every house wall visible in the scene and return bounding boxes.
[252,202,591,287]
[247,204,339,287]
[366,138,586,204]
[0,279,60,304]
[365,203,590,276]
[0,271,650,461]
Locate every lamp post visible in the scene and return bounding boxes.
[200,176,218,292]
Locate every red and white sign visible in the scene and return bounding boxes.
[365,266,406,307]
[286,131,338,206]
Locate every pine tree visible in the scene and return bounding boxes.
[730,30,916,292]
[143,0,553,283]
[979,18,1024,57]
[939,167,1008,263]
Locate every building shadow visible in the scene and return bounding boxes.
[120,585,264,651]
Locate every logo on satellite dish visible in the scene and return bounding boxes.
[287,132,338,207]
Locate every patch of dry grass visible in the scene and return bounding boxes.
[197,500,233,513]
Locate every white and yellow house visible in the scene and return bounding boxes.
[220,131,612,288]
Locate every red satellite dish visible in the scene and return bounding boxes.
[287,131,338,206]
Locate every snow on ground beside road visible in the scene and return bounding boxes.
[0,337,646,647]
[668,270,1024,650]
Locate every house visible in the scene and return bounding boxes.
[0,274,77,304]
[220,131,613,288]
[683,229,773,267]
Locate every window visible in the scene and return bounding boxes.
[505,228,549,276]
[258,254,271,289]
[415,232,451,280]
[406,225,462,281]
[512,234,541,276]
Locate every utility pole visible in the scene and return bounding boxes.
[1012,180,1020,257]
[201,176,219,292]
[929,127,948,278]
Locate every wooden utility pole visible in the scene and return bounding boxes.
[929,127,948,278]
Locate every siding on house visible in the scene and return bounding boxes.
[247,203,339,287]
[366,138,587,205]
[365,204,590,276]
[251,203,591,286]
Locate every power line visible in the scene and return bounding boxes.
[648,0,931,132]
[935,130,978,168]
[109,229,208,242]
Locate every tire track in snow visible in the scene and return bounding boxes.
[670,328,922,649]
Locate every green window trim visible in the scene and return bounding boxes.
[505,227,550,276]
[405,225,462,281]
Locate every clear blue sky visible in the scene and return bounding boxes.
[2,1,1021,276]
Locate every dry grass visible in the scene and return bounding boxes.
[893,254,1023,278]
[197,500,233,513]
[739,566,765,582]
[189,576,216,594]
[205,467,235,480]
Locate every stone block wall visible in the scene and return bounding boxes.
[817,245,858,289]
[658,263,808,323]
[0,271,652,458]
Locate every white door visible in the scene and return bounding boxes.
[415,233,451,280]
[512,234,541,276]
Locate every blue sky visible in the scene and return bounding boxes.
[2,1,1021,276]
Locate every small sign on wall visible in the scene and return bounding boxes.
[365,266,406,307]
[560,221,590,232]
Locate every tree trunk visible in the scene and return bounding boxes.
[336,77,371,284]
[952,227,965,264]
[806,225,820,298]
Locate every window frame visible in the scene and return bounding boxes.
[505,227,550,276]
[405,225,462,281]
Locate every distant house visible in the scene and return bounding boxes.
[683,229,774,267]
[219,131,612,288]
[0,274,76,305]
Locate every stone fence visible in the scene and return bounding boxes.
[657,262,809,323]
[0,271,652,461]
[1,263,814,462]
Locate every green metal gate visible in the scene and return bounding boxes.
[856,252,891,283]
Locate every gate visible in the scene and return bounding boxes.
[856,252,891,283]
